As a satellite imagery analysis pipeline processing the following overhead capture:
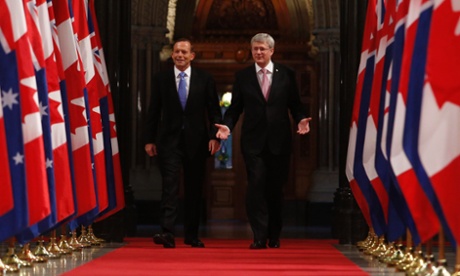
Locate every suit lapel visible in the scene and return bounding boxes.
[268,63,280,102]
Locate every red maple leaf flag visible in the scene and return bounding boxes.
[16,0,51,228]
[345,0,378,230]
[420,0,460,246]
[389,0,440,244]
[89,0,125,220]
[53,0,98,225]
[37,0,75,223]
[71,0,109,216]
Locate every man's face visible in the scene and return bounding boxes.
[251,41,274,68]
[172,41,195,71]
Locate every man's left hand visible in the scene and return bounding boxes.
[297,117,312,135]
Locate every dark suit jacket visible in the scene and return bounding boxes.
[223,63,307,155]
[144,66,221,158]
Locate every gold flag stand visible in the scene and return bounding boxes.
[0,257,19,273]
[1,238,32,268]
[17,242,47,263]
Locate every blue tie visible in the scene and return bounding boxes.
[178,72,187,109]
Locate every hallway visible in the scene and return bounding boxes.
[3,221,453,275]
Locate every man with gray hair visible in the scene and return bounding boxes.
[216,33,312,249]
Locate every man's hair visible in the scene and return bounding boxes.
[251,33,275,49]
[174,38,194,52]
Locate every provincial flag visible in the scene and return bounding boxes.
[0,0,29,242]
[71,0,109,217]
[405,0,459,246]
[346,0,380,234]
[53,0,98,227]
[89,0,125,220]
[389,0,440,245]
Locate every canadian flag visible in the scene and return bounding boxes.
[346,0,391,236]
[53,0,98,226]
[71,0,109,216]
[89,0,125,220]
[15,0,59,242]
[37,0,75,224]
[389,0,440,245]
[16,0,51,230]
[418,0,460,247]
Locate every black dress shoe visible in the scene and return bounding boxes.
[184,239,205,248]
[268,239,280,248]
[249,241,267,249]
[153,233,175,248]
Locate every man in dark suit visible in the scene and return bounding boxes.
[144,38,222,248]
[216,33,312,249]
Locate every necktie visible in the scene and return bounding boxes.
[261,68,270,100]
[178,71,187,109]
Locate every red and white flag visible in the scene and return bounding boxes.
[420,0,460,246]
[71,0,109,216]
[345,0,378,231]
[37,0,75,223]
[389,0,440,243]
[89,0,125,220]
[53,0,98,226]
[16,0,51,228]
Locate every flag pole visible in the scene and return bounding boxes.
[432,228,449,275]
[452,246,460,276]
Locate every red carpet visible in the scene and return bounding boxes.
[63,238,368,275]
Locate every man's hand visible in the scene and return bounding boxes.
[145,143,157,157]
[215,124,231,140]
[209,139,221,155]
[297,117,312,135]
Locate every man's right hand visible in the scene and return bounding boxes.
[145,143,157,157]
[215,124,230,140]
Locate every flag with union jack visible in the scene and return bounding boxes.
[0,0,28,242]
